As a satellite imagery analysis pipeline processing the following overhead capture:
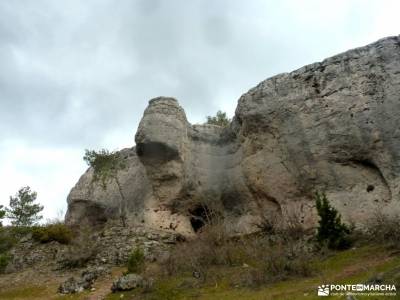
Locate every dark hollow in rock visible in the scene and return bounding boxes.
[189,204,212,233]
[136,142,179,163]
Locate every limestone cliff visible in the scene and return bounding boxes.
[66,35,400,235]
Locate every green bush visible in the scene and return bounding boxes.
[315,191,351,250]
[0,253,10,273]
[0,229,16,254]
[10,226,35,237]
[205,111,231,127]
[0,227,19,273]
[127,248,145,274]
[32,223,73,244]
[0,205,5,226]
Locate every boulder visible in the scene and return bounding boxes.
[111,273,144,292]
[81,266,110,284]
[58,277,88,294]
[58,266,109,294]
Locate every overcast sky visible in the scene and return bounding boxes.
[0,0,399,221]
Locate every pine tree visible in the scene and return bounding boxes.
[83,149,127,226]
[315,191,351,249]
[6,186,43,226]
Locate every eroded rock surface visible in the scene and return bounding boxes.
[66,35,400,234]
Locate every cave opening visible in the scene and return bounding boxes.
[136,142,179,163]
[189,204,211,233]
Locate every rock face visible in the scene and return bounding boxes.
[66,35,400,234]
[7,224,179,272]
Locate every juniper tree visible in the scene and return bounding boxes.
[206,110,231,127]
[6,186,43,226]
[315,191,351,249]
[83,149,127,227]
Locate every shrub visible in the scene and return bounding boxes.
[32,223,73,244]
[127,248,145,274]
[163,222,313,288]
[0,228,16,254]
[315,191,351,250]
[256,212,309,242]
[58,226,98,269]
[0,227,16,274]
[164,223,235,276]
[261,240,313,281]
[255,217,276,235]
[0,205,5,226]
[60,249,96,269]
[83,149,128,227]
[0,253,10,273]
[9,225,35,237]
[365,210,400,249]
[239,235,313,286]
[205,111,231,127]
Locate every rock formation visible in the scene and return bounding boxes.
[66,35,400,235]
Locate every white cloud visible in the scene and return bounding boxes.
[0,140,87,222]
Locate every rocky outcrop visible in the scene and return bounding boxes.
[111,273,149,292]
[7,224,178,273]
[58,267,109,294]
[66,35,400,234]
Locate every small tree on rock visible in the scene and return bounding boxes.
[315,191,351,249]
[6,186,43,226]
[206,110,231,127]
[83,149,127,227]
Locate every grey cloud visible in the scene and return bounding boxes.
[1,0,399,220]
[0,0,388,151]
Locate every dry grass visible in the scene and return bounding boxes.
[162,220,314,288]
[58,225,99,269]
[364,209,400,249]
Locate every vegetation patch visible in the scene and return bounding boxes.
[364,209,400,249]
[205,110,231,127]
[315,191,352,250]
[162,222,314,289]
[84,149,128,226]
[127,248,145,274]
[0,253,11,272]
[58,226,99,269]
[32,223,73,244]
